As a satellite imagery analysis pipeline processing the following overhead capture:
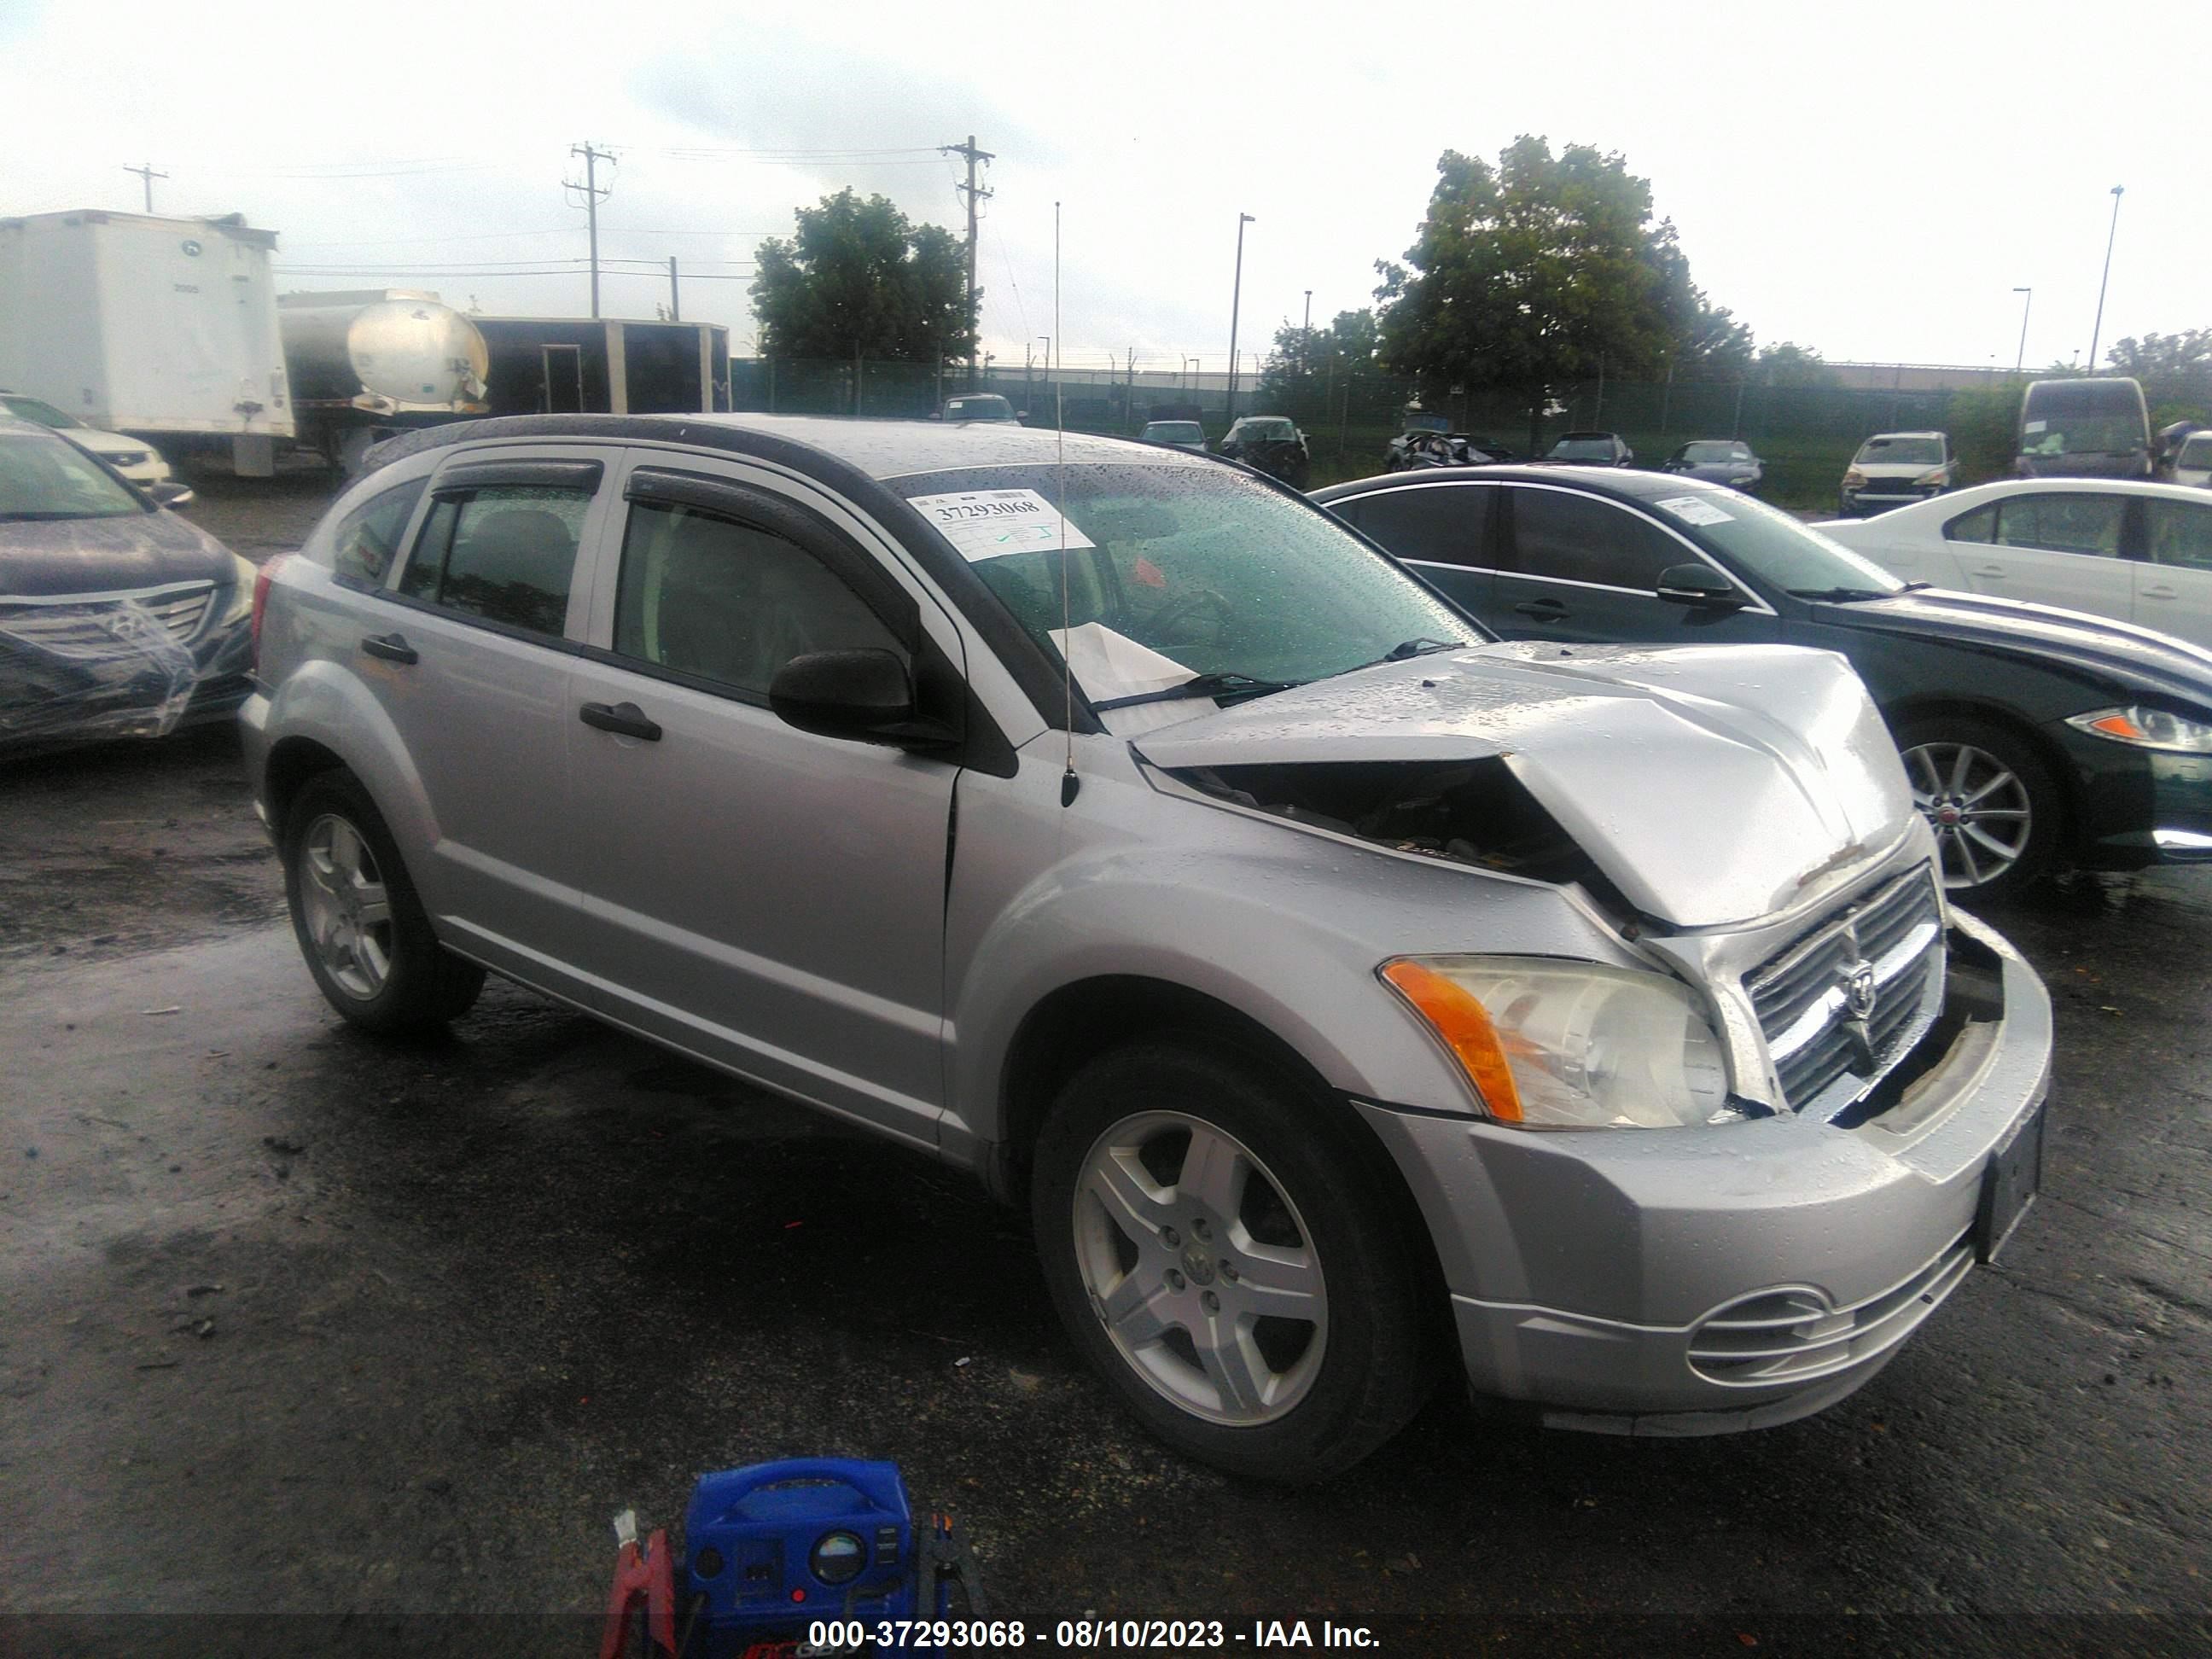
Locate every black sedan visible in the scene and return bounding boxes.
[1314,464,2212,899]
[1,416,256,757]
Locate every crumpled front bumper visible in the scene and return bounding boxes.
[1353,910,2052,1435]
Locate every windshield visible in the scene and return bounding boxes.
[1144,422,1203,442]
[946,397,1014,421]
[2023,416,2145,457]
[0,431,146,521]
[1680,441,1749,463]
[890,463,1474,702]
[1,395,82,430]
[1549,437,1616,460]
[1856,436,1943,467]
[1231,419,1295,443]
[1620,480,1904,597]
[2180,437,2212,469]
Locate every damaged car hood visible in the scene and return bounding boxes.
[1133,641,1918,928]
[0,508,237,597]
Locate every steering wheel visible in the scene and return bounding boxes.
[1148,585,1234,649]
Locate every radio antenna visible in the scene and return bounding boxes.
[1056,199,1079,807]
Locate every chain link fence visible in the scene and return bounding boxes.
[727,358,1978,509]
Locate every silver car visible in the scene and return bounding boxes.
[243,414,2052,1481]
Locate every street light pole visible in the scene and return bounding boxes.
[2011,287,2033,375]
[1225,212,1254,425]
[2087,185,2124,375]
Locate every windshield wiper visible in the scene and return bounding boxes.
[1091,671,1304,712]
[1326,637,1466,679]
[1788,586,1902,602]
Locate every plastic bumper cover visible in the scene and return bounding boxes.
[1352,911,2051,1433]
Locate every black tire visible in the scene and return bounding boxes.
[1030,1037,1435,1483]
[282,769,485,1034]
[1893,715,2064,902]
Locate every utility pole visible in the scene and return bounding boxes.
[2012,287,2033,375]
[942,135,994,387]
[667,257,681,322]
[123,162,168,213]
[2087,186,2124,375]
[566,142,615,319]
[1303,290,1312,331]
[1225,212,1254,425]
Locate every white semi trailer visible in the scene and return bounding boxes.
[0,209,294,476]
[277,290,490,472]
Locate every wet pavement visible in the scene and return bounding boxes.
[2,726,2209,1653]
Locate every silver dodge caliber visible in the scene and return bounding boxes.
[242,414,2052,1481]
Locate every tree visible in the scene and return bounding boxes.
[750,189,974,365]
[2105,330,2212,421]
[1373,137,1714,447]
[1754,342,1836,387]
[1260,307,1381,403]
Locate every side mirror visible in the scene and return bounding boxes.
[148,480,195,509]
[769,648,952,748]
[1656,562,1747,610]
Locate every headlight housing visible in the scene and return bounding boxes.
[1914,467,1948,486]
[1380,957,1738,1129]
[1842,469,1867,489]
[218,553,258,625]
[2067,705,2212,753]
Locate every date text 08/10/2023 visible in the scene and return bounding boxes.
[805,1619,1382,1650]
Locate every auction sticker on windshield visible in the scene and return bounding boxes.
[1654,495,1735,527]
[910,488,1097,562]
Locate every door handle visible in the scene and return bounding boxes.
[1971,565,2007,579]
[1514,598,1569,620]
[2142,585,2180,600]
[579,701,663,742]
[360,632,417,665]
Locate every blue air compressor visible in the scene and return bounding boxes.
[598,1458,983,1658]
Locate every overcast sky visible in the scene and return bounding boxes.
[3,1,2198,381]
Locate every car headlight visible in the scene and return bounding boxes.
[2067,706,2212,753]
[218,554,258,624]
[1842,469,1867,489]
[1379,957,1738,1129]
[1914,467,1947,486]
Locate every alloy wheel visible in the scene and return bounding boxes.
[1072,1111,1327,1426]
[298,812,393,999]
[1903,742,2034,891]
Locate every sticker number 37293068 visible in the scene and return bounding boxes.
[908,488,1097,562]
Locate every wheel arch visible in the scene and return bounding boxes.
[263,735,350,841]
[984,973,1453,1343]
[1879,694,2080,847]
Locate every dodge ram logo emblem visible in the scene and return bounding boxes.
[1843,961,1877,1022]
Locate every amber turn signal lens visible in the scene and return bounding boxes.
[1379,959,1525,1121]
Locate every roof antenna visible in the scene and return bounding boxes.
[1056,198,1080,808]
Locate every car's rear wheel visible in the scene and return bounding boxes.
[282,770,485,1034]
[1895,717,2060,901]
[1031,1038,1433,1483]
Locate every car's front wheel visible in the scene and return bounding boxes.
[1031,1038,1434,1482]
[282,770,486,1034]
[1895,716,2061,901]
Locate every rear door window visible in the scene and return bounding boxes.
[1505,486,1684,590]
[399,484,592,636]
[1344,485,1495,568]
[1993,493,2128,557]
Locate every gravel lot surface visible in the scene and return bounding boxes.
[1,476,2206,1656]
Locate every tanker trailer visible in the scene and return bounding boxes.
[278,290,488,471]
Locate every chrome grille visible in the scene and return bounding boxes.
[0,583,213,656]
[1745,867,1943,1109]
[1687,1231,1975,1386]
